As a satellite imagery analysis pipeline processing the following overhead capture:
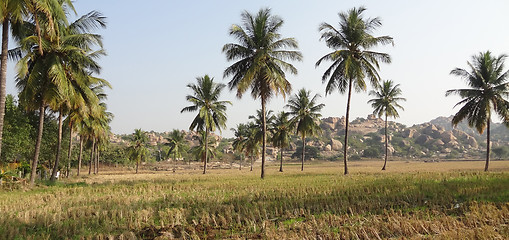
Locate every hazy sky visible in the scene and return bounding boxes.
[5,0,509,137]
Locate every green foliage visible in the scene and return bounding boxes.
[292,145,320,160]
[493,146,509,159]
[1,95,33,163]
[363,147,381,158]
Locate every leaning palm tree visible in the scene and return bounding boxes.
[368,80,405,170]
[286,89,324,171]
[446,51,509,172]
[223,8,302,178]
[271,111,292,172]
[316,6,393,175]
[181,75,231,174]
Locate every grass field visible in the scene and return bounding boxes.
[1,160,508,239]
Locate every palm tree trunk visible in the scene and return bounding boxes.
[382,113,388,170]
[279,149,283,172]
[239,154,242,170]
[301,136,306,171]
[34,13,44,56]
[29,104,45,186]
[95,144,99,174]
[136,157,139,174]
[343,78,353,175]
[250,154,253,171]
[50,111,64,181]
[89,139,95,175]
[203,129,209,174]
[0,18,9,159]
[485,120,490,171]
[77,136,83,176]
[66,127,73,177]
[261,99,267,179]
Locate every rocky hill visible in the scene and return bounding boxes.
[110,114,509,161]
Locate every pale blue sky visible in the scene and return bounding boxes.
[6,0,509,137]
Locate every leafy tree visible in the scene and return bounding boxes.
[316,7,393,174]
[1,95,33,163]
[286,88,324,171]
[223,8,302,178]
[190,131,217,166]
[446,51,509,171]
[271,111,292,172]
[181,75,231,174]
[368,80,405,170]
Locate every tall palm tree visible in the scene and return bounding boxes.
[446,51,509,171]
[286,89,324,171]
[223,8,302,178]
[129,128,147,174]
[181,75,231,174]
[316,7,393,175]
[231,123,248,170]
[368,80,405,170]
[0,0,71,159]
[166,129,187,171]
[271,111,292,172]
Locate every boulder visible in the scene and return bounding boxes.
[441,131,457,143]
[330,138,343,151]
[324,144,332,151]
[415,135,432,145]
[434,139,445,146]
[423,124,438,135]
[403,129,417,138]
[466,136,478,148]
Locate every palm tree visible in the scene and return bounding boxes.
[286,89,324,171]
[0,0,71,159]
[15,7,106,184]
[190,131,217,168]
[271,111,292,172]
[181,75,231,174]
[446,51,509,171]
[244,121,261,171]
[231,123,248,170]
[129,128,148,174]
[368,80,405,170]
[223,8,302,178]
[316,7,393,175]
[166,129,187,171]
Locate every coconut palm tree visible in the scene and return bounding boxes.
[15,7,106,184]
[231,123,248,170]
[286,89,324,171]
[271,111,292,172]
[244,121,261,171]
[129,128,147,174]
[368,80,405,170]
[166,129,187,171]
[190,131,217,168]
[316,6,393,175]
[446,51,509,171]
[0,0,71,159]
[223,8,302,178]
[181,75,231,174]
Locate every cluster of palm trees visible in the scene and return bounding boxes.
[0,1,112,185]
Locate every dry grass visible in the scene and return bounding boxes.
[0,160,508,239]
